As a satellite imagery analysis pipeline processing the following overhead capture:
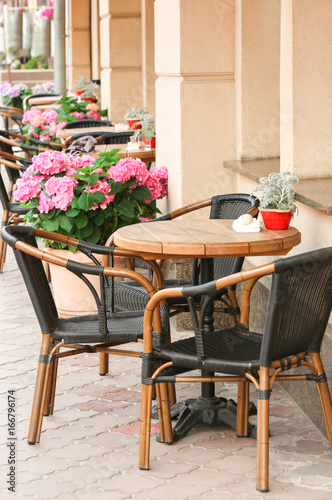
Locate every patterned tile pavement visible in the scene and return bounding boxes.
[1,229,332,499]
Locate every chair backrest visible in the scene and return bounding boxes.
[0,131,21,184]
[199,194,260,284]
[68,130,134,145]
[1,225,59,333]
[99,131,134,144]
[0,170,11,211]
[64,119,112,129]
[260,247,332,365]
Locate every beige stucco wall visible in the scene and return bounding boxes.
[238,0,280,160]
[155,0,236,213]
[66,0,91,91]
[280,0,332,178]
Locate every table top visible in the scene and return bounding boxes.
[113,219,301,260]
[57,126,117,140]
[94,144,155,162]
[28,96,61,107]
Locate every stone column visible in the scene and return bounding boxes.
[236,0,280,160]
[66,0,91,92]
[99,0,142,123]
[141,0,156,114]
[155,0,236,212]
[280,0,332,178]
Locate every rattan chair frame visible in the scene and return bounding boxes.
[138,248,332,492]
[1,225,167,445]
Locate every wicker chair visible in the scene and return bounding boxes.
[139,247,332,492]
[1,225,169,445]
[64,130,134,149]
[64,119,113,129]
[0,156,29,272]
[0,106,23,131]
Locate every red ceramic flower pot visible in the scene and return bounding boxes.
[127,119,142,130]
[142,135,156,148]
[260,209,292,230]
[83,97,96,103]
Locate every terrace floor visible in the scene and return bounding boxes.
[1,241,332,500]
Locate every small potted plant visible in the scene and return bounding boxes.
[81,82,100,103]
[251,167,299,229]
[137,113,156,148]
[74,76,91,97]
[124,107,148,129]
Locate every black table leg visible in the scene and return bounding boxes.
[155,258,257,441]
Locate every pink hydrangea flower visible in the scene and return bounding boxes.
[37,192,55,213]
[71,111,85,120]
[45,176,77,211]
[30,150,71,176]
[86,110,101,120]
[107,158,141,183]
[13,175,41,202]
[86,103,100,112]
[23,109,44,127]
[43,108,58,124]
[30,111,45,128]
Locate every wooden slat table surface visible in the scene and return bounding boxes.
[113,219,301,260]
[94,144,155,163]
[56,126,117,140]
[28,96,61,107]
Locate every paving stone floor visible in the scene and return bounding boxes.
[1,240,332,499]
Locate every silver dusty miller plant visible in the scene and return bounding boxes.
[251,167,299,216]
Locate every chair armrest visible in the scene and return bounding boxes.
[151,198,212,222]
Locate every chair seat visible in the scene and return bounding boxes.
[154,323,263,375]
[54,310,145,344]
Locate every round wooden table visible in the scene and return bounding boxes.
[113,219,301,260]
[113,218,301,440]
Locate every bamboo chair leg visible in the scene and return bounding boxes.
[28,334,51,444]
[0,209,9,272]
[167,382,176,408]
[159,383,173,444]
[155,383,165,443]
[36,359,53,443]
[236,380,249,437]
[99,352,109,375]
[311,353,332,452]
[49,358,59,415]
[0,237,6,273]
[256,367,270,493]
[139,383,154,470]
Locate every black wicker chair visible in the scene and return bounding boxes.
[110,194,260,321]
[65,131,134,148]
[139,247,332,492]
[1,225,169,445]
[0,106,24,131]
[0,156,29,272]
[64,119,113,129]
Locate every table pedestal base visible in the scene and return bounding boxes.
[155,396,257,442]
